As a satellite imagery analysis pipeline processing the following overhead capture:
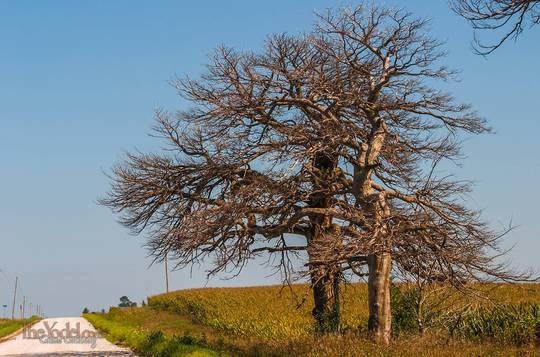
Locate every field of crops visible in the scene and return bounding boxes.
[148,283,540,341]
[82,283,540,356]
[149,284,370,339]
[88,306,540,356]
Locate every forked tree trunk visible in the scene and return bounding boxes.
[368,252,392,344]
[311,267,341,333]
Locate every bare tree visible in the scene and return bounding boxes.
[450,0,539,54]
[101,3,528,343]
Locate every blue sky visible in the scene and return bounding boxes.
[0,1,538,317]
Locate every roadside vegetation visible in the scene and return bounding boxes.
[84,309,216,357]
[87,283,540,356]
[0,316,40,340]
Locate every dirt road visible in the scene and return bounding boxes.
[0,317,134,356]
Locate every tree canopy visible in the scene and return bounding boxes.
[118,296,137,308]
[101,2,530,342]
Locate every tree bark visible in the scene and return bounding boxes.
[308,223,341,333]
[307,151,341,333]
[311,266,341,333]
[368,252,392,344]
[416,291,425,336]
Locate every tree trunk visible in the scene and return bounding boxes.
[307,151,341,333]
[368,252,392,344]
[416,291,425,336]
[308,224,341,333]
[311,267,341,333]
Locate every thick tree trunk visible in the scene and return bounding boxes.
[311,267,341,333]
[308,224,341,333]
[307,151,341,333]
[367,252,392,344]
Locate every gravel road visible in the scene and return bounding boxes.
[0,317,135,356]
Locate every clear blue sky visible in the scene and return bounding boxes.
[0,1,538,317]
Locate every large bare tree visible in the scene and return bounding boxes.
[101,3,526,343]
[451,0,539,54]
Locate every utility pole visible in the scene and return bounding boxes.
[164,253,169,293]
[11,277,18,320]
[22,296,26,319]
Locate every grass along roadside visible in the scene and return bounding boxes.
[84,310,217,357]
[0,316,41,340]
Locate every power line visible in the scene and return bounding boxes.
[1,268,43,320]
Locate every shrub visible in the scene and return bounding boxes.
[391,283,420,335]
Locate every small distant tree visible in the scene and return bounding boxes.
[82,307,89,314]
[451,0,539,54]
[142,300,147,307]
[118,296,137,308]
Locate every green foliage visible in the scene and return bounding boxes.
[391,283,420,335]
[0,316,40,339]
[85,313,216,356]
[137,330,165,356]
[448,303,540,345]
[82,307,90,314]
[119,296,137,308]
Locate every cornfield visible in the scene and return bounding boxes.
[147,283,540,345]
[449,303,540,345]
[148,284,370,340]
